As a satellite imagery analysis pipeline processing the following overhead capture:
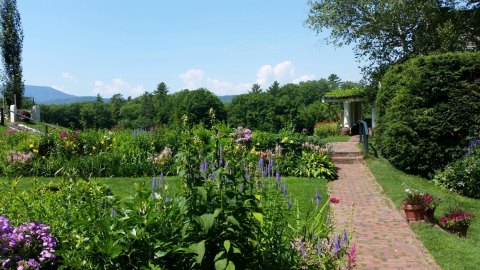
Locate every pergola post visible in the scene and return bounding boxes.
[343,101,350,128]
[371,104,376,128]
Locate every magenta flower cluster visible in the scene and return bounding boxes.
[232,126,252,143]
[0,216,56,270]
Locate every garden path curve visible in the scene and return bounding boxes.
[329,136,440,270]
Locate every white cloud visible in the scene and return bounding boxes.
[256,61,296,87]
[179,69,204,89]
[176,61,310,96]
[292,74,315,84]
[93,78,145,98]
[179,68,250,95]
[62,72,74,80]
[256,65,273,86]
[273,61,295,78]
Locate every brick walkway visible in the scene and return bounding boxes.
[328,137,440,270]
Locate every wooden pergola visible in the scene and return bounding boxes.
[322,87,375,133]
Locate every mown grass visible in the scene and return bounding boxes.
[366,157,480,270]
[322,135,351,143]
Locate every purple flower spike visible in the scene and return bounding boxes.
[343,229,349,245]
[333,236,341,255]
[316,237,322,254]
[209,172,215,181]
[275,171,280,187]
[316,190,321,207]
[152,175,157,198]
[268,159,274,177]
[259,157,264,168]
[282,183,287,197]
[286,196,292,209]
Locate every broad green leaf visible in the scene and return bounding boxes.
[215,258,228,270]
[226,261,235,270]
[214,251,225,261]
[227,216,240,227]
[154,250,167,258]
[189,240,206,264]
[253,212,264,226]
[199,209,220,233]
[224,240,231,252]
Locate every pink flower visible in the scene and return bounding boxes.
[59,130,68,138]
[345,243,357,269]
[329,197,340,204]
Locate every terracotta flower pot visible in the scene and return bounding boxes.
[403,204,425,222]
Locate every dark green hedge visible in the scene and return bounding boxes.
[376,52,480,177]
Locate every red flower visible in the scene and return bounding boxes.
[329,197,340,204]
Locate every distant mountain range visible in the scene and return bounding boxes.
[25,85,100,104]
[24,85,236,104]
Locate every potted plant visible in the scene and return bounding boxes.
[423,193,441,223]
[439,208,476,237]
[402,189,426,222]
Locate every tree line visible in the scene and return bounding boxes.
[40,75,360,132]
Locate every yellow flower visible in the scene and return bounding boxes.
[101,140,105,145]
[281,137,288,143]
[93,146,96,150]
[29,143,34,148]
[33,149,38,153]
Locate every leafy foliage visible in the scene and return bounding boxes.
[0,0,24,108]
[323,86,366,99]
[433,150,480,199]
[306,0,480,72]
[376,52,480,176]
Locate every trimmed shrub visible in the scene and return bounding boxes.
[376,52,480,176]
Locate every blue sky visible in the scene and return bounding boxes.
[19,0,361,98]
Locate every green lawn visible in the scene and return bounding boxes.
[322,135,351,143]
[366,157,480,270]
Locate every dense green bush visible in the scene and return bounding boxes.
[433,150,480,199]
[376,52,480,176]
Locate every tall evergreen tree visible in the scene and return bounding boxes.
[0,0,23,108]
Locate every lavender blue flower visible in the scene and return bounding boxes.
[316,190,321,207]
[343,229,349,245]
[316,237,322,254]
[268,159,274,177]
[286,196,292,209]
[333,236,341,255]
[282,183,287,197]
[275,171,280,187]
[259,157,264,168]
[152,175,157,198]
